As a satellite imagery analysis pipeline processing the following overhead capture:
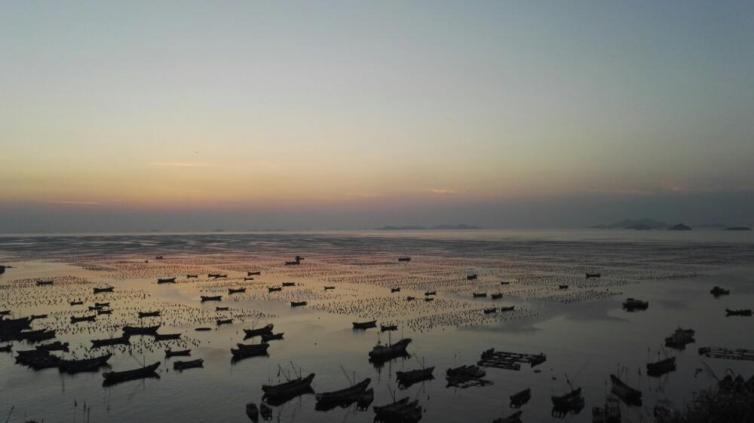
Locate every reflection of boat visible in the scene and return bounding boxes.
[353,320,377,330]
[243,324,273,339]
[290,301,307,307]
[59,353,112,374]
[585,273,601,279]
[510,388,531,408]
[369,339,411,362]
[103,362,160,386]
[315,378,371,410]
[610,374,642,406]
[397,367,434,388]
[647,356,676,377]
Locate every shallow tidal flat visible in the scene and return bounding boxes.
[1,231,754,423]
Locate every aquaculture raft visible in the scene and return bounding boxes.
[698,347,754,362]
[477,348,546,370]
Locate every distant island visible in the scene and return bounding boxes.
[377,224,482,230]
[594,218,751,231]
[668,223,692,231]
[725,226,752,231]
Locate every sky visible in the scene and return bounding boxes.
[1,1,753,232]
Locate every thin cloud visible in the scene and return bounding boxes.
[46,200,102,206]
[149,162,213,168]
[427,188,456,195]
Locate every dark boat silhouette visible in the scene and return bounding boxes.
[91,335,130,348]
[315,377,371,410]
[353,320,377,330]
[123,325,160,336]
[93,286,114,294]
[231,343,269,360]
[103,362,160,386]
[262,373,315,405]
[397,367,434,388]
[59,353,112,374]
[647,356,676,377]
[157,277,176,284]
[174,359,203,371]
[243,324,274,339]
[610,374,642,406]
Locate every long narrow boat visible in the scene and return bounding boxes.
[352,320,377,330]
[290,301,307,307]
[369,338,411,362]
[647,357,676,377]
[315,377,371,410]
[231,343,270,360]
[396,367,434,388]
[71,315,96,324]
[93,287,114,294]
[228,288,246,294]
[173,359,203,371]
[243,324,274,339]
[91,335,130,348]
[59,353,112,374]
[217,318,233,326]
[16,350,61,369]
[122,325,160,336]
[157,277,176,284]
[0,344,11,353]
[510,388,531,408]
[36,280,54,286]
[610,374,642,406]
[260,332,284,342]
[102,362,160,386]
[262,373,315,400]
[36,341,69,352]
[380,324,398,332]
[726,308,752,317]
[200,295,222,302]
[154,333,181,341]
[165,348,191,358]
[19,329,56,343]
[138,311,160,318]
[710,286,730,297]
[551,387,583,411]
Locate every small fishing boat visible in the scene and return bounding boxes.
[200,295,222,302]
[122,325,160,336]
[243,324,274,338]
[380,324,398,332]
[406,296,416,301]
[173,359,203,371]
[483,307,497,314]
[102,362,160,386]
[71,315,96,324]
[29,314,48,321]
[93,286,114,294]
[473,292,487,298]
[157,277,176,284]
[260,332,284,342]
[647,356,676,377]
[216,306,229,311]
[373,397,422,423]
[665,328,695,349]
[209,273,228,279]
[36,280,54,286]
[558,284,569,289]
[91,335,130,348]
[396,367,434,388]
[0,265,5,274]
[165,348,191,358]
[610,374,642,406]
[290,301,307,307]
[324,286,335,290]
[247,271,261,276]
[154,333,181,341]
[726,308,752,317]
[138,310,160,318]
[268,287,282,293]
[282,282,296,287]
[446,364,487,387]
[186,274,198,279]
[97,309,112,315]
[262,373,315,400]
[622,298,649,311]
[19,329,55,343]
[493,410,522,423]
[391,287,401,293]
[315,377,371,410]
[500,305,515,312]
[231,343,269,359]
[510,388,531,408]
[59,353,112,374]
[424,297,434,302]
[710,286,730,297]
[16,349,61,369]
[467,274,478,280]
[217,318,233,326]
[398,256,411,262]
[195,327,211,331]
[500,281,510,285]
[551,387,584,411]
[369,338,411,362]
[424,291,436,296]
[244,277,255,281]
[35,341,69,352]
[228,288,246,294]
[69,300,83,306]
[353,320,377,330]
[585,272,601,279]
[491,293,503,300]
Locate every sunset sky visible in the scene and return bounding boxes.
[2,1,753,232]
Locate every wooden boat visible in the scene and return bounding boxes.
[59,353,112,374]
[500,281,510,285]
[424,291,436,296]
[36,280,54,286]
[710,286,730,297]
[102,362,160,386]
[726,308,752,317]
[622,298,649,311]
[19,329,56,343]
[315,377,371,409]
[247,271,261,276]
[551,387,583,411]
[138,311,160,318]
[290,301,307,307]
[282,282,296,287]
[510,388,531,408]
[157,277,176,284]
[493,410,522,423]
[69,300,83,306]
[208,273,228,279]
[391,287,401,293]
[216,306,229,311]
[0,265,4,274]
[396,367,434,387]
[231,342,270,359]
[647,356,676,377]
[473,292,487,298]
[91,335,130,348]
[260,332,284,342]
[195,327,211,331]
[268,286,282,293]
[228,287,246,294]
[467,274,478,280]
[154,333,181,341]
[97,309,112,315]
[558,284,569,289]
[491,293,503,300]
[217,318,233,326]
[585,272,601,278]
[200,295,222,302]
[174,359,203,371]
[424,297,434,302]
[610,374,642,406]
[243,324,273,339]
[665,328,695,349]
[262,373,315,399]
[353,320,377,330]
[123,325,160,336]
[324,286,335,290]
[604,396,621,423]
[71,315,96,324]
[483,307,497,314]
[95,302,111,309]
[244,276,255,281]
[36,341,69,352]
[165,348,191,358]
[446,364,486,387]
[381,324,398,332]
[93,287,114,294]
[500,305,515,312]
[186,274,199,279]
[398,256,411,262]
[155,255,164,260]
[369,338,411,362]
[406,296,416,301]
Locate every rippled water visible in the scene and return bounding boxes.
[1,230,753,422]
